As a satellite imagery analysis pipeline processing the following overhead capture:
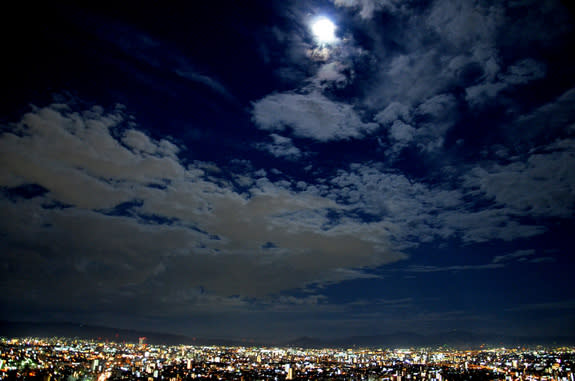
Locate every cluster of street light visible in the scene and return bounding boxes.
[1,337,574,380]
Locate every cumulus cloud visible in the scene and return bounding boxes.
[5,102,564,320]
[411,94,458,152]
[252,91,378,141]
[375,102,411,126]
[0,103,405,314]
[362,0,504,110]
[0,105,183,209]
[328,164,461,245]
[327,163,550,246]
[388,120,416,143]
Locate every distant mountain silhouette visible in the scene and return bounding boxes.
[1,321,574,348]
[287,330,575,349]
[0,321,267,347]
[0,321,193,345]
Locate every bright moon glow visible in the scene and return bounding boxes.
[312,17,336,43]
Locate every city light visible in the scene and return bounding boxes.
[1,336,574,380]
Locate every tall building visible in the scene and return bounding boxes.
[286,366,294,380]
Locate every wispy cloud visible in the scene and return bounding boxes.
[492,249,535,263]
[404,264,504,273]
[505,300,575,312]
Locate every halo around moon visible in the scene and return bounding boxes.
[312,17,337,44]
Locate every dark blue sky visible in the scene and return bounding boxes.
[1,0,575,340]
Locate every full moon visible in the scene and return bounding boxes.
[312,17,337,44]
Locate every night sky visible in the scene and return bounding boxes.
[1,0,575,341]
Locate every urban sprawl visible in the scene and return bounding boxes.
[1,337,573,380]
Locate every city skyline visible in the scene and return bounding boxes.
[1,0,575,340]
[1,336,574,380]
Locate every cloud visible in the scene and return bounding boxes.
[512,87,575,143]
[4,101,561,321]
[411,93,458,152]
[328,163,549,245]
[501,0,574,50]
[440,208,547,243]
[505,299,575,312]
[492,249,535,263]
[399,246,554,274]
[405,263,504,273]
[79,12,238,104]
[416,93,457,120]
[314,62,350,86]
[362,0,504,111]
[503,59,547,85]
[401,248,551,274]
[464,139,575,218]
[466,58,547,107]
[175,69,236,102]
[331,0,404,19]
[388,120,416,143]
[122,129,179,156]
[426,0,503,49]
[255,134,302,159]
[0,105,183,209]
[374,102,411,125]
[0,103,406,313]
[251,91,378,141]
[328,164,461,245]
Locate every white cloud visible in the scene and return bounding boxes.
[252,91,378,141]
[331,0,404,19]
[314,62,349,86]
[328,163,549,245]
[0,106,184,209]
[0,103,405,305]
[329,164,463,246]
